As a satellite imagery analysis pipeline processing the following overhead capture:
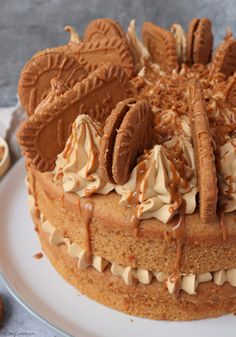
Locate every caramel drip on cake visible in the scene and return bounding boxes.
[218,203,228,241]
[62,122,78,160]
[168,161,182,215]
[217,175,234,241]
[85,123,99,177]
[31,169,40,222]
[82,200,94,264]
[165,158,187,296]
[61,191,65,208]
[84,122,100,196]
[170,200,187,297]
[127,160,148,236]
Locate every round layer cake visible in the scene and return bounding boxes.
[18,17,236,320]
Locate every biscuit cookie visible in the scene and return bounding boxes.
[18,64,134,172]
[188,79,218,223]
[186,18,199,65]
[142,22,178,73]
[84,18,126,41]
[34,78,69,114]
[100,98,153,185]
[99,98,137,183]
[186,18,213,65]
[77,37,134,78]
[18,51,87,116]
[211,38,236,79]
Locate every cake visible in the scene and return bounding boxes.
[17,17,236,320]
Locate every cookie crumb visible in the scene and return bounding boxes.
[34,252,43,259]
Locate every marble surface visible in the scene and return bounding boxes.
[1,0,236,336]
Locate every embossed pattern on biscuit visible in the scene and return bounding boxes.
[112,100,153,185]
[193,18,213,65]
[77,37,134,78]
[34,78,69,114]
[84,18,126,41]
[100,98,153,185]
[211,39,236,79]
[186,18,199,65]
[188,79,218,223]
[18,64,133,172]
[18,52,88,116]
[186,18,213,65]
[142,22,178,73]
[99,98,137,183]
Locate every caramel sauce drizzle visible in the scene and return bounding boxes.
[218,203,228,241]
[127,160,148,236]
[63,121,78,160]
[31,170,40,220]
[165,155,188,296]
[168,161,183,214]
[85,121,99,177]
[81,199,94,264]
[169,200,187,297]
[216,175,233,241]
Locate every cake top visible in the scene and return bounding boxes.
[17,17,236,232]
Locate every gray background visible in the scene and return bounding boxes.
[1,0,236,107]
[0,0,236,336]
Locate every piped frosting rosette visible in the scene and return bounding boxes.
[116,136,197,223]
[54,114,114,197]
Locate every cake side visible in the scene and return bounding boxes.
[33,206,236,321]
[28,165,236,276]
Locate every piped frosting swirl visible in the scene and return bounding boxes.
[116,137,197,223]
[54,114,114,197]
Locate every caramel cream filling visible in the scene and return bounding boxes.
[28,190,236,295]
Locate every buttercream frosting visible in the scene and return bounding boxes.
[116,137,197,223]
[218,138,236,212]
[54,114,114,197]
[127,19,150,68]
[170,23,187,63]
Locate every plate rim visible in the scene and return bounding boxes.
[0,158,72,337]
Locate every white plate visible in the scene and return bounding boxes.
[1,159,236,337]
